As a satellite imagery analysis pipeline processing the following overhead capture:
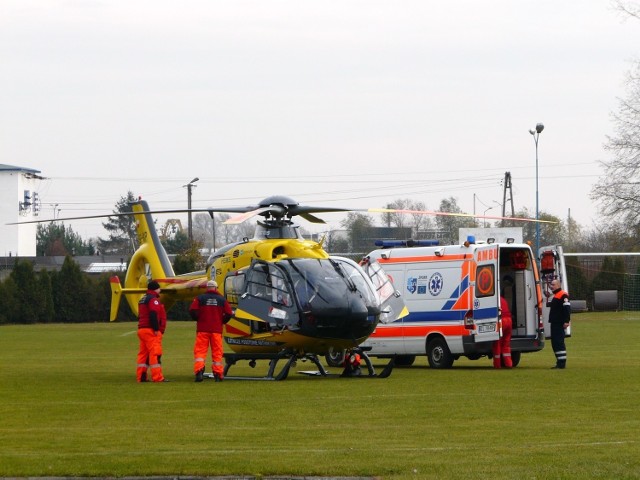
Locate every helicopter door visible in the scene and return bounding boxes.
[365,260,408,324]
[236,262,299,332]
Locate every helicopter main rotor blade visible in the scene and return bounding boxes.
[366,208,557,224]
[223,205,287,225]
[6,207,234,226]
[298,213,326,224]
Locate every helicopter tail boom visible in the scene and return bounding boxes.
[119,200,176,316]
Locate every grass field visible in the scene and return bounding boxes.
[1,312,639,479]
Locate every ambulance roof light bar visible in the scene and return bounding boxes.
[374,239,440,249]
[463,235,476,248]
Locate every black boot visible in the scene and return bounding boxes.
[195,368,204,383]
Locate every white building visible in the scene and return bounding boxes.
[0,164,44,257]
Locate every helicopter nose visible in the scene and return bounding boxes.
[304,297,378,340]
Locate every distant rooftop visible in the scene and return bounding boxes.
[85,262,128,273]
[0,163,41,173]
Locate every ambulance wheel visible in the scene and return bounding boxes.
[395,355,416,367]
[510,351,521,367]
[325,348,346,367]
[426,338,454,369]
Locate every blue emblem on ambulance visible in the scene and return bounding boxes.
[428,272,443,296]
[407,277,417,294]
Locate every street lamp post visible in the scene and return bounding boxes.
[529,123,544,256]
[184,177,199,242]
[483,207,493,228]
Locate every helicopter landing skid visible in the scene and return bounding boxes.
[221,349,394,380]
[222,351,325,381]
[299,349,396,379]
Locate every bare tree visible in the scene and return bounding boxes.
[341,212,376,252]
[614,0,640,20]
[435,197,475,242]
[382,198,431,235]
[591,3,640,228]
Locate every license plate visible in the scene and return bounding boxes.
[478,323,496,333]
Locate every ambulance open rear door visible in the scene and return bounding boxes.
[473,244,500,344]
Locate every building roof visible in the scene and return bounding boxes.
[85,262,128,273]
[0,163,41,174]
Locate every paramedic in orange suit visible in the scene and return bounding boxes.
[189,280,233,382]
[493,296,513,369]
[137,280,168,382]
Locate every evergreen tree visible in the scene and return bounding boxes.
[565,259,590,302]
[9,260,40,323]
[37,270,55,323]
[0,277,19,325]
[98,191,138,255]
[37,223,94,256]
[591,257,626,296]
[173,240,205,275]
[162,230,190,254]
[52,256,90,323]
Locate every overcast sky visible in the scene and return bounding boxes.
[1,0,638,240]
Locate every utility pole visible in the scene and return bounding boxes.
[501,171,515,225]
[184,177,199,242]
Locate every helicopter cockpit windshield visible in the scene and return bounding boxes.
[238,257,381,335]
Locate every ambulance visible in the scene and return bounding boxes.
[359,237,545,368]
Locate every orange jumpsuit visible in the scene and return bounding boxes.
[137,290,167,382]
[493,296,513,369]
[189,287,233,380]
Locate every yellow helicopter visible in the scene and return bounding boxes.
[12,194,553,380]
[108,195,409,380]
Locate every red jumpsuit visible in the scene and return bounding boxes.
[189,287,233,381]
[493,296,513,369]
[137,290,167,382]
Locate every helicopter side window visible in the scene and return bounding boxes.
[268,265,292,307]
[246,264,271,301]
[244,263,292,308]
[224,273,245,308]
[367,261,396,303]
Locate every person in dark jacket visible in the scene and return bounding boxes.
[137,280,168,382]
[189,280,233,382]
[548,279,571,369]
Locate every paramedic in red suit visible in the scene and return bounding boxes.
[137,280,168,382]
[189,280,233,382]
[493,296,513,369]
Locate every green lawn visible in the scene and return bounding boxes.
[1,312,639,479]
